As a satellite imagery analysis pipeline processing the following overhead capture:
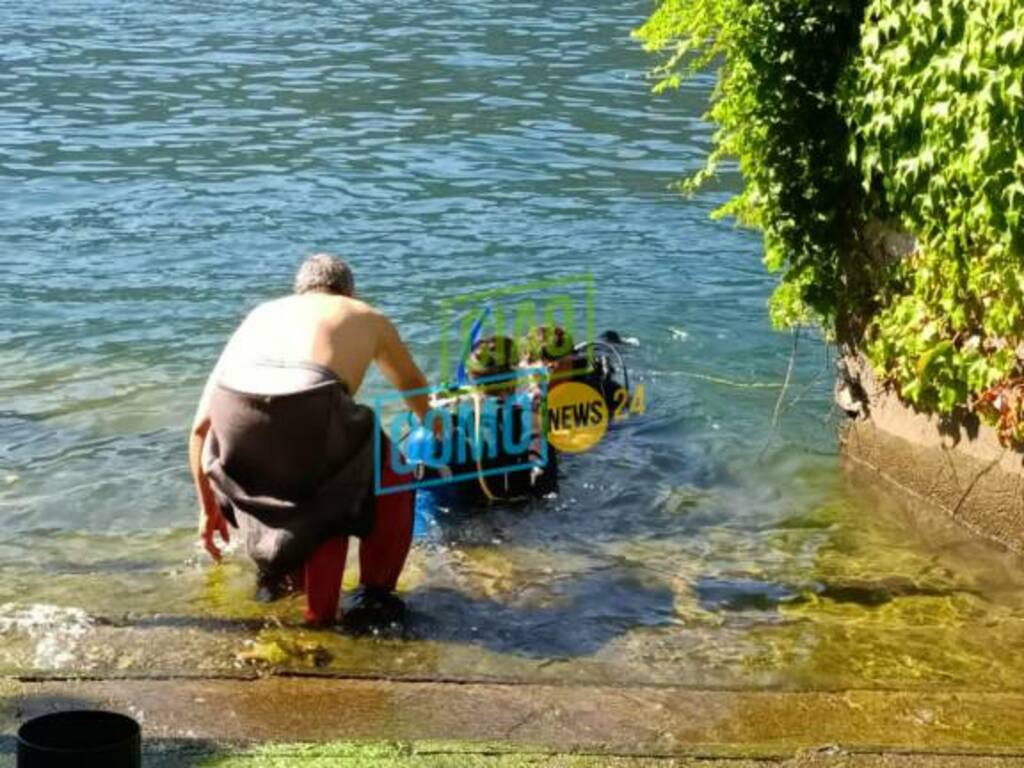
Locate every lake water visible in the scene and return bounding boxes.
[2,0,1023,689]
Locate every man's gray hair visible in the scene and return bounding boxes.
[294,253,355,297]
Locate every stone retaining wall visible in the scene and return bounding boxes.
[837,354,1024,554]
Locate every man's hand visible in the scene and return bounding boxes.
[201,506,230,562]
[190,409,230,563]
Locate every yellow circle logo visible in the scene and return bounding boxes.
[545,382,608,453]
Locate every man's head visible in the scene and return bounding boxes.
[467,335,519,395]
[520,325,574,365]
[520,325,580,383]
[294,253,355,297]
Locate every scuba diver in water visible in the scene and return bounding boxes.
[410,335,557,508]
[410,325,629,512]
[462,334,559,501]
[519,324,630,411]
[188,253,428,629]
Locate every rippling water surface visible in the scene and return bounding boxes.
[2,0,1024,688]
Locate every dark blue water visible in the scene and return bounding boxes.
[2,0,1023,689]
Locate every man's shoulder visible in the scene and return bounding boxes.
[239,297,281,324]
[245,294,386,327]
[339,296,379,316]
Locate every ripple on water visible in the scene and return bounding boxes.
[0,603,93,670]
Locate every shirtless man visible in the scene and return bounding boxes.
[188,253,430,628]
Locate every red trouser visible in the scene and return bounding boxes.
[300,437,414,624]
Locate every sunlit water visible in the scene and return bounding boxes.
[2,0,1023,689]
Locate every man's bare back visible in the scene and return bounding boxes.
[218,293,418,398]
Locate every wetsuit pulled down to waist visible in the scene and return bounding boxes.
[202,358,377,579]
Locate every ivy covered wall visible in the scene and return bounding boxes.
[636,0,1024,442]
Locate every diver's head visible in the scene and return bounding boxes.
[294,253,355,297]
[467,335,518,395]
[519,325,574,371]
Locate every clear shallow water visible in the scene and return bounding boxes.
[2,0,1024,688]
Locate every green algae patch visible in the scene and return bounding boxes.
[197,741,673,767]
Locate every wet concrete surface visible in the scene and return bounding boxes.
[2,676,1024,765]
[178,754,1024,767]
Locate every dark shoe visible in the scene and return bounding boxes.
[341,587,406,637]
[255,571,301,603]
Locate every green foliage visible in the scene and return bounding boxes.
[638,0,1024,427]
[847,0,1024,414]
[634,0,868,334]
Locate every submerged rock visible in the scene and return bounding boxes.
[694,575,977,613]
[815,575,980,607]
[695,578,807,612]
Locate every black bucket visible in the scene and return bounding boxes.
[17,710,141,768]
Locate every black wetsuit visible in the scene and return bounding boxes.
[203,359,375,579]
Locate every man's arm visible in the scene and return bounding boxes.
[374,314,431,423]
[189,350,232,561]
